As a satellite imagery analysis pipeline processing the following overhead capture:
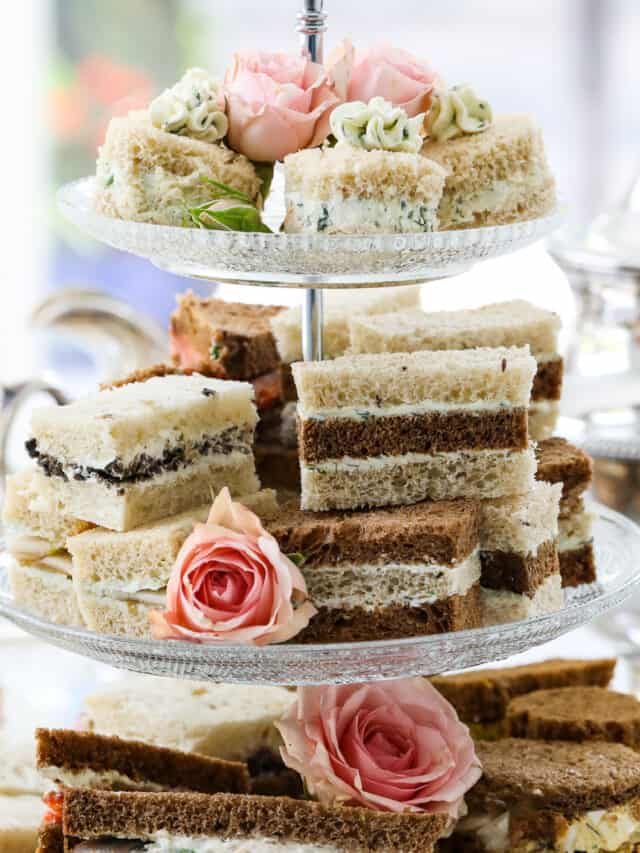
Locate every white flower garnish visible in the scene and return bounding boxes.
[330,96,425,153]
[150,68,228,144]
[426,84,492,142]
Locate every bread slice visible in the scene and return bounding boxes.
[536,437,594,498]
[36,728,249,795]
[2,469,91,553]
[170,292,286,381]
[506,686,640,748]
[422,114,556,229]
[430,658,616,729]
[294,347,536,412]
[63,789,450,852]
[271,285,421,364]
[349,299,561,359]
[95,113,261,225]
[479,573,563,627]
[481,481,562,557]
[8,559,84,627]
[283,146,446,234]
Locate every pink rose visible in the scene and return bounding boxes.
[224,51,340,162]
[149,488,316,645]
[277,679,481,818]
[333,41,437,118]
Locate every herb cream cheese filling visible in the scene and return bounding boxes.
[426,83,492,142]
[150,68,228,144]
[330,96,425,153]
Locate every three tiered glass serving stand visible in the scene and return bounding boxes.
[2,1,640,684]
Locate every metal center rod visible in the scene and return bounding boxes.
[297,0,328,361]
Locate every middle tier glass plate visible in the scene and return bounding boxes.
[58,177,562,287]
[0,504,637,684]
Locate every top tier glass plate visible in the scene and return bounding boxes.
[0,503,637,685]
[58,178,562,288]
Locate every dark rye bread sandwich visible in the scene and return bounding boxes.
[506,686,640,748]
[267,496,483,642]
[441,738,640,853]
[60,789,450,852]
[36,729,249,853]
[430,658,616,739]
[536,437,596,587]
[170,291,285,383]
[169,291,300,491]
[36,728,249,795]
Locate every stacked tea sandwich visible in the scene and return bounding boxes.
[293,337,566,627]
[3,374,262,627]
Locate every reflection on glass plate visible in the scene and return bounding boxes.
[0,504,638,685]
[58,178,563,288]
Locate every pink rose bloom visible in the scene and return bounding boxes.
[149,488,316,645]
[277,679,481,818]
[335,41,437,118]
[224,51,340,162]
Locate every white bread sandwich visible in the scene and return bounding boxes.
[67,490,277,638]
[293,346,537,511]
[2,468,91,626]
[283,144,446,234]
[422,113,556,230]
[270,285,421,364]
[81,678,300,797]
[95,111,261,226]
[24,374,260,531]
[349,298,563,440]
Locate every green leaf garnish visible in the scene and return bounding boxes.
[287,552,307,567]
[210,343,222,360]
[200,177,252,205]
[105,174,114,187]
[253,161,275,200]
[187,203,272,233]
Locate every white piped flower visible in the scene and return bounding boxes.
[426,84,492,142]
[150,68,228,144]
[330,96,425,153]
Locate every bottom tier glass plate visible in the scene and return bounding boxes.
[0,504,638,685]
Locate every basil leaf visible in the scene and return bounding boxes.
[287,552,307,568]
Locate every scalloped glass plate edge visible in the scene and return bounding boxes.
[57,177,564,287]
[0,503,636,685]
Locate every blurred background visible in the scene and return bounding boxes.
[2,0,640,733]
[2,0,640,381]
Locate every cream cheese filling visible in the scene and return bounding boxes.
[458,804,640,853]
[440,172,545,226]
[304,551,480,610]
[41,764,165,793]
[558,512,594,552]
[5,531,63,563]
[145,835,341,853]
[286,192,439,233]
[303,447,532,473]
[298,399,520,420]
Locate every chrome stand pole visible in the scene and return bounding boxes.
[297,0,328,361]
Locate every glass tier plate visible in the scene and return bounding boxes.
[58,178,562,287]
[0,504,637,685]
